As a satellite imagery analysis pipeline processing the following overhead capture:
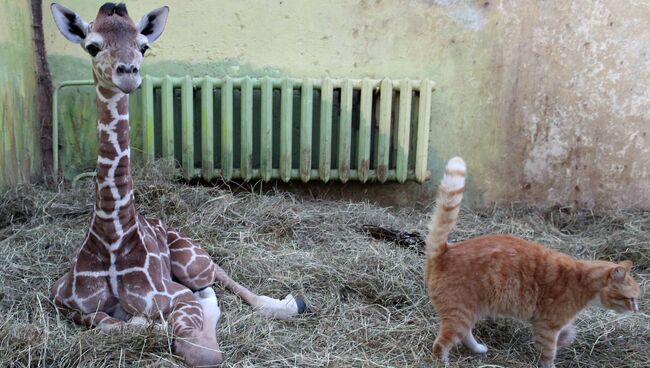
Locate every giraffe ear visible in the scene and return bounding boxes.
[137,6,170,44]
[51,3,89,44]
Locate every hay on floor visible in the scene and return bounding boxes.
[0,160,648,367]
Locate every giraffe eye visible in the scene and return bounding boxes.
[140,44,150,56]
[85,43,101,57]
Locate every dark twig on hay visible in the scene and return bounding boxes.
[361,224,425,254]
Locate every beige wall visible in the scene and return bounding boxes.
[41,0,650,208]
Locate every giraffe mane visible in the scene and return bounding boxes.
[98,2,129,17]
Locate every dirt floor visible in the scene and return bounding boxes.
[0,161,648,367]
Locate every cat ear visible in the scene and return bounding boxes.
[610,266,626,282]
[619,260,632,272]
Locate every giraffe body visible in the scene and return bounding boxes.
[50,3,307,366]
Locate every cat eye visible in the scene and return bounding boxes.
[85,43,101,57]
[140,44,150,56]
[614,296,636,306]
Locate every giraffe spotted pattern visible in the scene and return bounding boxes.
[52,87,207,337]
[50,4,309,365]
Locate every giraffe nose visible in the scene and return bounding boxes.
[116,64,139,74]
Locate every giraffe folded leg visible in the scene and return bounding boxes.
[167,229,310,319]
[168,289,224,367]
[61,307,168,334]
[65,310,123,332]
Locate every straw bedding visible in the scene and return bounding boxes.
[0,161,648,367]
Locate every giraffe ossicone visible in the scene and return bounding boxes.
[50,3,309,366]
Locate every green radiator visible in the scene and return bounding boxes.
[54,76,435,183]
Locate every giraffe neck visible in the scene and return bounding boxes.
[90,84,138,247]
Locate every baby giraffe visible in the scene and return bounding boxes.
[50,3,308,366]
[425,157,640,368]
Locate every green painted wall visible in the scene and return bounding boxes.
[0,0,39,188]
[41,1,650,208]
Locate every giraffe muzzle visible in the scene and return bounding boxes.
[112,66,142,94]
[116,64,139,74]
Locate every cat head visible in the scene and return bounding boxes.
[596,260,641,313]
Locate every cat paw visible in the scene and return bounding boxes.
[557,324,576,348]
[432,343,450,366]
[462,333,488,354]
[175,334,224,367]
[441,353,450,367]
[470,343,488,354]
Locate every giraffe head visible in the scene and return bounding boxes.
[51,2,169,93]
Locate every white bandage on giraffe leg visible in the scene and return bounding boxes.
[253,293,308,319]
[194,287,221,329]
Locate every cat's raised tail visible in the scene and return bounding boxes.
[426,157,466,259]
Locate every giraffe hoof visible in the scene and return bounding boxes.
[255,294,310,319]
[126,316,148,329]
[293,296,315,315]
[175,336,224,367]
[295,297,307,314]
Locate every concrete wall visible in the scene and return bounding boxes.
[40,0,650,208]
[0,0,39,188]
[496,1,650,208]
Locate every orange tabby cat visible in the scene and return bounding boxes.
[425,157,640,368]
